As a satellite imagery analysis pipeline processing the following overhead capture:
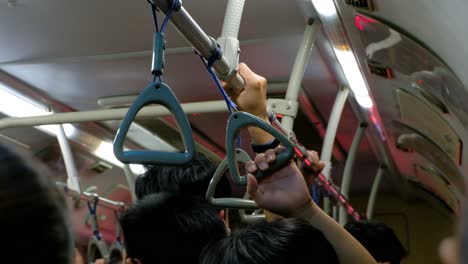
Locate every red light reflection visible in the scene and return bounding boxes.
[355,14,377,31]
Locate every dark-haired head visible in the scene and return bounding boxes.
[120,192,228,264]
[135,152,231,199]
[345,221,408,264]
[0,144,72,263]
[200,218,339,264]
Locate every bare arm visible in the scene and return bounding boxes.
[223,63,273,144]
[246,148,377,264]
[297,204,377,264]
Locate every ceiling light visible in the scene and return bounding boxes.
[94,141,146,175]
[0,83,79,136]
[0,83,49,117]
[311,0,338,18]
[308,0,374,109]
[0,83,145,175]
[333,48,374,108]
[355,95,373,109]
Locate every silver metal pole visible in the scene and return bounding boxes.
[56,124,81,193]
[366,166,384,220]
[321,86,350,215]
[339,122,367,226]
[56,182,127,211]
[281,21,320,130]
[0,100,228,130]
[123,164,137,202]
[151,0,245,91]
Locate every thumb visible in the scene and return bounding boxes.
[238,63,258,85]
[318,161,325,172]
[246,174,259,200]
[439,237,459,264]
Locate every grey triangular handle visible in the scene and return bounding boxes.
[206,149,258,209]
[87,236,109,264]
[113,82,195,165]
[226,112,295,185]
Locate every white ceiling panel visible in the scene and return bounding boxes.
[0,0,306,63]
[1,35,332,110]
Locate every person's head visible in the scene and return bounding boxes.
[0,144,73,263]
[200,218,339,264]
[345,221,407,264]
[135,152,231,199]
[120,192,228,264]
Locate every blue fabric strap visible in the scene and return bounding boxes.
[87,199,98,215]
[161,0,181,33]
[87,198,101,240]
[207,46,222,68]
[195,49,238,114]
[195,48,241,146]
[312,182,320,204]
[148,0,180,83]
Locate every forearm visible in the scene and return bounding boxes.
[296,204,377,264]
[247,126,275,144]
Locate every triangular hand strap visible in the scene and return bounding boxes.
[105,210,124,264]
[113,82,195,165]
[206,149,258,209]
[107,242,123,264]
[87,236,109,264]
[239,192,265,223]
[226,112,295,185]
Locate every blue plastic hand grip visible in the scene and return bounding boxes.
[226,112,295,185]
[113,82,196,165]
[206,149,258,209]
[152,32,165,76]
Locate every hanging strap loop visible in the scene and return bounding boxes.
[86,196,110,263]
[87,196,101,240]
[106,210,124,264]
[206,148,258,209]
[151,32,166,77]
[226,112,295,185]
[195,39,238,114]
[160,0,181,32]
[148,0,181,82]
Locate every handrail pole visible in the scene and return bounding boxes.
[281,21,320,130]
[339,123,367,225]
[123,164,138,202]
[56,124,81,193]
[150,0,245,91]
[0,100,228,130]
[321,86,350,215]
[366,166,385,220]
[56,182,127,211]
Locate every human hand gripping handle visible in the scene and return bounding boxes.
[298,149,326,187]
[223,63,273,144]
[245,146,316,218]
[245,147,378,264]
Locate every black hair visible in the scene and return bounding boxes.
[0,144,72,263]
[120,192,227,264]
[200,218,339,264]
[345,221,408,264]
[135,152,231,199]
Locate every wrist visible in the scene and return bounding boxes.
[251,138,280,153]
[290,201,321,220]
[247,120,274,144]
